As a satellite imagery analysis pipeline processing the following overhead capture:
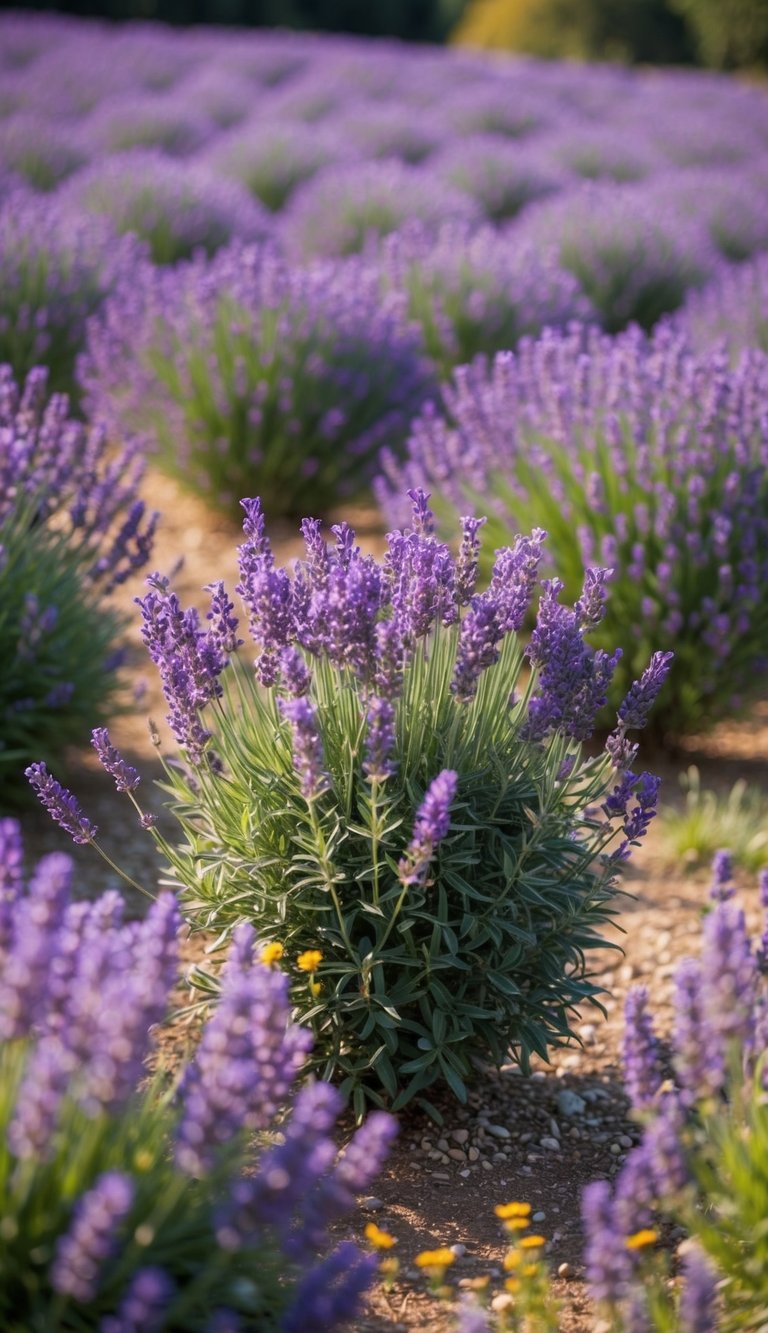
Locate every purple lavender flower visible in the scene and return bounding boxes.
[617,652,675,731]
[363,696,397,781]
[279,696,330,801]
[524,579,621,743]
[622,988,662,1112]
[100,1267,175,1333]
[455,516,486,606]
[678,1248,718,1333]
[700,901,758,1052]
[451,596,503,703]
[581,1178,631,1305]
[672,957,721,1104]
[25,763,97,844]
[709,849,735,903]
[176,925,312,1177]
[91,728,141,794]
[50,1171,135,1302]
[280,1241,377,1333]
[398,769,458,885]
[644,1096,689,1196]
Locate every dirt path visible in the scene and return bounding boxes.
[16,467,768,1331]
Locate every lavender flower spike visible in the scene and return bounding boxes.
[581,1178,631,1306]
[50,1170,134,1302]
[678,1248,718,1333]
[26,763,98,844]
[622,987,662,1111]
[617,651,674,730]
[91,728,141,793]
[398,769,458,885]
[279,696,330,801]
[709,849,735,903]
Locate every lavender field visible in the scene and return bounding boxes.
[3,9,768,1332]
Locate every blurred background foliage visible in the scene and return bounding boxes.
[8,0,768,68]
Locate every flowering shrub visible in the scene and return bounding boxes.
[206,119,346,212]
[381,222,594,374]
[535,125,663,183]
[282,160,481,260]
[0,365,155,799]
[0,193,139,398]
[80,242,436,518]
[581,855,768,1332]
[60,151,274,265]
[32,492,668,1114]
[80,91,212,158]
[678,254,768,358]
[0,818,395,1330]
[433,135,566,224]
[338,102,444,165]
[378,324,768,736]
[651,166,768,263]
[0,112,87,191]
[514,183,716,331]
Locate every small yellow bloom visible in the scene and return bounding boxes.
[523,1263,539,1277]
[495,1202,532,1219]
[260,942,284,967]
[519,1235,546,1250]
[625,1228,658,1251]
[503,1217,531,1232]
[504,1277,521,1294]
[415,1247,456,1270]
[503,1249,521,1271]
[365,1223,397,1250]
[297,949,323,973]
[309,977,322,997]
[379,1257,400,1278]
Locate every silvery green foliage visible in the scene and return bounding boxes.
[120,494,663,1116]
[0,819,391,1331]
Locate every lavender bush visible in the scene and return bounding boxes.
[513,183,716,332]
[0,818,394,1330]
[678,254,768,358]
[60,152,274,265]
[0,193,139,399]
[379,324,768,736]
[33,492,668,1115]
[381,222,594,374]
[79,242,436,518]
[0,366,155,800]
[282,160,481,260]
[80,91,212,159]
[0,113,87,192]
[581,857,768,1332]
[205,119,346,213]
[433,135,566,224]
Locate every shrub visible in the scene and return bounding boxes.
[581,856,768,1331]
[205,119,347,213]
[79,241,436,519]
[337,102,445,165]
[33,492,668,1115]
[80,92,212,158]
[442,81,554,140]
[377,324,768,737]
[381,222,594,375]
[535,124,663,184]
[0,113,87,191]
[670,0,768,68]
[650,166,768,263]
[60,151,274,265]
[660,767,768,875]
[0,365,155,801]
[0,817,395,1331]
[678,253,768,357]
[513,182,716,332]
[0,193,139,399]
[282,160,481,260]
[433,134,566,223]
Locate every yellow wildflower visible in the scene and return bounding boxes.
[495,1202,532,1219]
[379,1257,400,1278]
[297,949,323,973]
[503,1217,531,1232]
[505,1277,521,1294]
[625,1228,658,1251]
[260,941,284,967]
[519,1235,546,1250]
[309,977,322,997]
[364,1223,397,1250]
[503,1249,521,1271]
[415,1247,456,1270]
[523,1263,539,1277]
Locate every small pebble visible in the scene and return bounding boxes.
[487,1124,511,1139]
[533,1211,546,1223]
[558,1263,572,1279]
[360,1197,383,1212]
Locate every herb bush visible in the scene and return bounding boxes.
[378,324,768,737]
[0,818,394,1331]
[0,365,155,801]
[32,492,668,1116]
[205,119,347,213]
[0,112,87,192]
[513,182,716,331]
[581,854,768,1333]
[60,151,274,266]
[381,222,594,375]
[0,192,140,399]
[79,242,436,519]
[679,253,768,358]
[433,135,567,224]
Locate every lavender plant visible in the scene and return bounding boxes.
[79,241,436,519]
[433,135,566,224]
[381,222,594,375]
[0,112,87,191]
[378,323,768,736]
[0,365,155,800]
[0,818,394,1331]
[60,151,274,265]
[32,492,668,1115]
[581,858,768,1333]
[205,119,347,213]
[0,192,139,399]
[282,160,481,260]
[513,183,716,331]
[678,254,768,358]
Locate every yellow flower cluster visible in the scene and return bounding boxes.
[415,1247,456,1270]
[259,941,284,967]
[297,949,323,973]
[364,1223,397,1251]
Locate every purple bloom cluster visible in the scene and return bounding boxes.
[205,117,349,211]
[80,240,435,518]
[434,133,566,222]
[398,769,458,885]
[380,322,768,734]
[1,821,394,1328]
[678,252,768,359]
